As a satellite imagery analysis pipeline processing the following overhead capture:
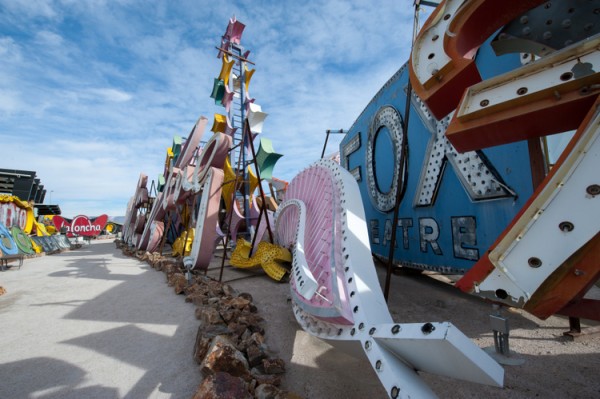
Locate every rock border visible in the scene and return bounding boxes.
[116,240,300,399]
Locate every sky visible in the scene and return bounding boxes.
[0,0,432,218]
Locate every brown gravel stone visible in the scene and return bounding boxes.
[169,273,188,294]
[186,292,207,306]
[246,344,267,368]
[162,262,179,276]
[249,332,265,346]
[239,292,254,302]
[201,336,251,380]
[195,306,224,325]
[251,368,282,387]
[245,302,258,313]
[238,313,264,335]
[227,321,248,336]
[220,307,242,323]
[227,296,251,309]
[254,383,283,399]
[192,372,251,399]
[193,335,211,364]
[193,326,232,364]
[153,259,165,271]
[238,331,265,352]
[262,358,285,374]
[222,283,238,297]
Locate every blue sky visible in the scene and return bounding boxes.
[0,0,429,218]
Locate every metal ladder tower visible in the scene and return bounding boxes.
[220,37,253,240]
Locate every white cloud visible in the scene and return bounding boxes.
[87,88,133,102]
[0,89,24,114]
[0,37,22,62]
[0,0,59,19]
[35,30,64,46]
[0,0,430,217]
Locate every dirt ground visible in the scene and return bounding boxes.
[205,251,600,399]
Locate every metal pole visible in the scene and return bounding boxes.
[321,130,331,159]
[384,2,420,302]
[219,131,246,282]
[245,118,274,243]
[239,46,252,237]
[383,83,410,302]
[321,129,345,158]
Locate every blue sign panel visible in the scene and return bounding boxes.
[340,43,535,273]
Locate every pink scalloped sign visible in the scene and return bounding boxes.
[53,214,109,237]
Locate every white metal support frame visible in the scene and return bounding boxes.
[277,159,503,399]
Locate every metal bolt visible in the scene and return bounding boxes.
[421,322,436,334]
[365,341,371,350]
[375,360,383,371]
[586,184,600,196]
[496,289,508,299]
[350,328,356,336]
[480,99,489,107]
[517,87,528,95]
[559,221,574,232]
[369,327,376,335]
[391,324,401,334]
[391,386,400,398]
[560,72,573,81]
[528,257,542,268]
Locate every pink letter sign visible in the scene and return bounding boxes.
[53,214,109,237]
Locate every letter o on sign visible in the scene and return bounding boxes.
[366,106,406,212]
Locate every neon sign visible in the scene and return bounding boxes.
[53,214,108,237]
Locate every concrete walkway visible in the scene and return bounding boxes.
[0,241,199,399]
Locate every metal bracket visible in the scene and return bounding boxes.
[490,313,510,356]
[485,305,525,366]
